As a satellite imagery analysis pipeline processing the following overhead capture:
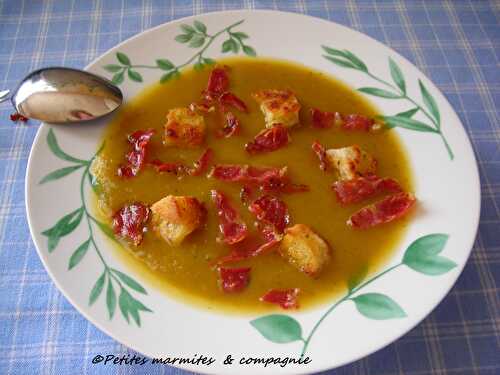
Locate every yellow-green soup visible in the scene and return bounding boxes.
[93,57,414,313]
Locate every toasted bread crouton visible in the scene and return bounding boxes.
[150,195,205,246]
[164,107,205,148]
[326,145,377,180]
[278,224,331,277]
[252,89,301,128]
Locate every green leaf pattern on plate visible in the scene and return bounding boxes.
[250,315,303,343]
[242,45,257,57]
[42,207,84,252]
[418,79,441,127]
[39,165,83,184]
[41,129,152,326]
[47,128,88,164]
[112,71,125,85]
[194,20,207,34]
[403,234,457,275]
[381,115,439,133]
[352,293,407,320]
[395,107,419,118]
[103,64,122,73]
[127,69,143,82]
[358,87,402,99]
[389,57,406,94]
[119,288,152,327]
[252,233,457,356]
[156,59,175,70]
[68,238,91,270]
[116,52,131,66]
[103,19,256,85]
[321,46,367,71]
[112,269,148,294]
[322,46,454,160]
[89,272,106,306]
[107,278,117,319]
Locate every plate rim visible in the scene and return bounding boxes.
[24,9,481,375]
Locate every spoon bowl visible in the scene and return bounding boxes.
[10,67,123,123]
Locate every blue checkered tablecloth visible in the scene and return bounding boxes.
[0,1,498,374]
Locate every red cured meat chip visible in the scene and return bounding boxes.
[310,109,377,132]
[245,125,290,154]
[347,192,416,229]
[211,164,308,195]
[10,112,29,122]
[189,99,215,113]
[112,202,150,246]
[211,164,247,181]
[311,140,329,171]
[206,67,229,96]
[249,195,290,233]
[211,164,287,184]
[310,108,336,129]
[260,288,300,309]
[149,148,213,177]
[189,148,213,176]
[219,92,248,113]
[198,67,247,138]
[240,185,254,205]
[210,190,248,245]
[128,129,155,149]
[219,267,251,293]
[217,111,240,138]
[117,129,155,178]
[333,174,402,205]
[213,234,281,266]
[343,114,375,131]
[245,165,288,183]
[149,159,186,175]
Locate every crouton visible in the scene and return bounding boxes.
[278,224,331,277]
[164,107,205,147]
[150,195,205,246]
[326,145,377,180]
[252,89,301,128]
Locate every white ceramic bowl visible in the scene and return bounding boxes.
[25,10,480,375]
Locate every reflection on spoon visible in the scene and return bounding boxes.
[18,91,120,123]
[8,67,123,123]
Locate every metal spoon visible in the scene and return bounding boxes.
[0,67,123,123]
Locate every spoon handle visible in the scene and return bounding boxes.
[0,90,10,103]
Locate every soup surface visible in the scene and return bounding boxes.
[92,57,414,313]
